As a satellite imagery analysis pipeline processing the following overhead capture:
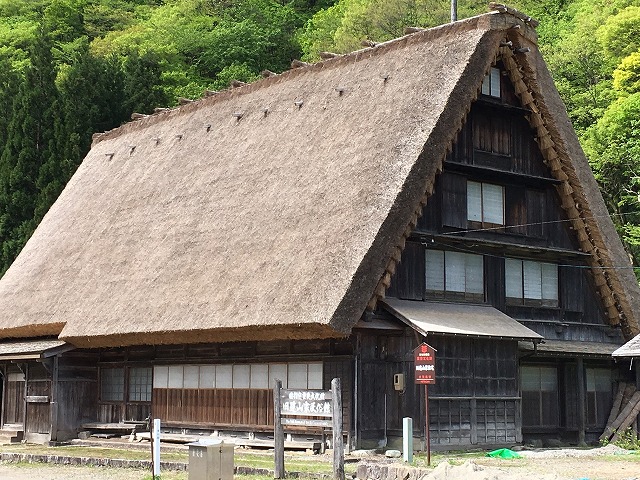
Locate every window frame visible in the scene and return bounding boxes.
[521,365,559,428]
[467,180,505,226]
[425,249,485,302]
[481,67,501,98]
[505,258,559,307]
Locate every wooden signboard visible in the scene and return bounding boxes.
[414,342,436,385]
[274,379,343,480]
[413,342,436,466]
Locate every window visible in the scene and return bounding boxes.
[521,365,558,428]
[586,368,613,428]
[129,367,152,402]
[152,362,323,390]
[505,258,558,306]
[481,67,501,97]
[425,250,484,301]
[101,368,125,402]
[467,181,504,225]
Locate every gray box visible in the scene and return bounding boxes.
[187,439,234,480]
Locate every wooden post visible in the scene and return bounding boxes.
[149,417,155,479]
[152,418,161,478]
[577,359,586,446]
[425,384,431,466]
[331,378,344,480]
[273,379,285,479]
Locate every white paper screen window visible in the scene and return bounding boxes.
[445,251,466,292]
[307,363,323,389]
[216,365,233,388]
[269,363,288,388]
[153,366,168,388]
[288,363,308,389]
[199,365,216,388]
[505,258,523,299]
[183,365,200,389]
[523,261,542,299]
[541,262,558,301]
[250,364,269,389]
[467,181,482,221]
[233,364,251,388]
[490,67,501,97]
[167,365,184,389]
[481,67,501,97]
[482,183,504,224]
[465,254,484,294]
[425,250,445,292]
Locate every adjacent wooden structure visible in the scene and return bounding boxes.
[0,8,639,448]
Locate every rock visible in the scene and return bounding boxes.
[385,449,402,458]
[543,438,564,448]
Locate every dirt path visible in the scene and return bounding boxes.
[0,463,184,480]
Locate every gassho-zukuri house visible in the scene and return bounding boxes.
[0,6,639,449]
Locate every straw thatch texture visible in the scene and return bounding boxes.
[0,11,637,348]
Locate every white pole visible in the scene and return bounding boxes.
[403,417,413,463]
[153,418,161,477]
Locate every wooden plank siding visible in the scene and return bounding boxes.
[151,358,352,433]
[4,380,24,425]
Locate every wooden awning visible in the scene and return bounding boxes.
[520,339,620,358]
[612,333,640,358]
[0,339,74,360]
[381,298,542,341]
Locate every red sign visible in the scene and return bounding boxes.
[414,343,436,385]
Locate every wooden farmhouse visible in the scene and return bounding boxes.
[0,7,639,449]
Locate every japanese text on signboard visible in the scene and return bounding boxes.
[280,389,332,417]
[414,343,436,385]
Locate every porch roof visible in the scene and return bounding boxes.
[519,339,620,358]
[0,338,73,360]
[381,298,542,340]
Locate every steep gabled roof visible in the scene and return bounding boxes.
[0,10,637,348]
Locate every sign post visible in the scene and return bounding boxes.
[274,379,343,480]
[414,343,436,466]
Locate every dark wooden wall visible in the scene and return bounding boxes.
[356,329,520,448]
[55,352,99,440]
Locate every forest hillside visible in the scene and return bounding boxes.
[0,0,639,277]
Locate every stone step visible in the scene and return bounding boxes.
[0,428,23,444]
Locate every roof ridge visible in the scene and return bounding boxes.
[92,10,532,147]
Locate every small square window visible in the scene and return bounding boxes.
[467,181,504,225]
[481,67,501,97]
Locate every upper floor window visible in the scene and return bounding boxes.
[505,258,558,306]
[426,250,484,301]
[467,181,504,225]
[481,67,501,98]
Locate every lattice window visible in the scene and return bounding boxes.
[129,367,152,402]
[101,367,125,402]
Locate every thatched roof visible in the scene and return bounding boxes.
[0,10,637,348]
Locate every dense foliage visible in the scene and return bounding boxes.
[0,0,639,277]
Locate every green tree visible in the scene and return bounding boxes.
[123,50,167,114]
[585,93,640,267]
[0,30,65,273]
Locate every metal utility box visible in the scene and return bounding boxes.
[187,439,234,480]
